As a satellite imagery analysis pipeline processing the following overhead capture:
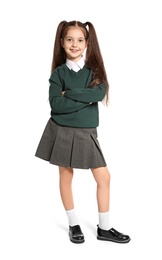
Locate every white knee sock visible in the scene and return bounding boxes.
[98,211,112,230]
[66,209,79,226]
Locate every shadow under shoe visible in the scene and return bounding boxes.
[97,225,131,243]
[69,225,85,244]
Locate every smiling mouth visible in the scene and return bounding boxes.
[70,49,79,52]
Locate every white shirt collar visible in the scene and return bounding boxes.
[66,56,85,71]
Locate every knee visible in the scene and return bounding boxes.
[92,167,111,186]
[59,166,73,173]
[104,170,111,186]
[59,167,73,183]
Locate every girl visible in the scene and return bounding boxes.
[35,20,130,244]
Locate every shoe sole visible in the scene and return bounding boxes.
[70,239,85,244]
[97,236,131,243]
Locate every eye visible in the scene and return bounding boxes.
[67,38,72,42]
[79,39,84,43]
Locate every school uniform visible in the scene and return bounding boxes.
[35,58,107,169]
[35,57,131,244]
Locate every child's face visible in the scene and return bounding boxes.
[61,27,87,62]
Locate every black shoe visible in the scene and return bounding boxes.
[97,225,131,243]
[69,225,85,244]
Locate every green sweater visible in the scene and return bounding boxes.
[49,64,106,128]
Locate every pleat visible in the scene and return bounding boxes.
[35,118,107,169]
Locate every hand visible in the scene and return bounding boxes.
[62,91,65,96]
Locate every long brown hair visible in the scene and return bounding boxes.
[51,20,109,105]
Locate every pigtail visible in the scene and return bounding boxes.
[85,22,103,71]
[51,20,67,73]
[50,20,109,105]
[85,22,109,105]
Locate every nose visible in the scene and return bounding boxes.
[72,40,77,47]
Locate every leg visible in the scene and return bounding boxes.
[91,166,112,230]
[59,166,85,243]
[91,166,111,212]
[91,167,130,243]
[59,166,74,210]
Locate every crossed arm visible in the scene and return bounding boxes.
[49,70,106,114]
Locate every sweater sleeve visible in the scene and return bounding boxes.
[64,83,106,103]
[49,70,90,114]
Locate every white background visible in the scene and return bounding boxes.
[0,0,162,259]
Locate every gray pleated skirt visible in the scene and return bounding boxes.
[35,118,107,169]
